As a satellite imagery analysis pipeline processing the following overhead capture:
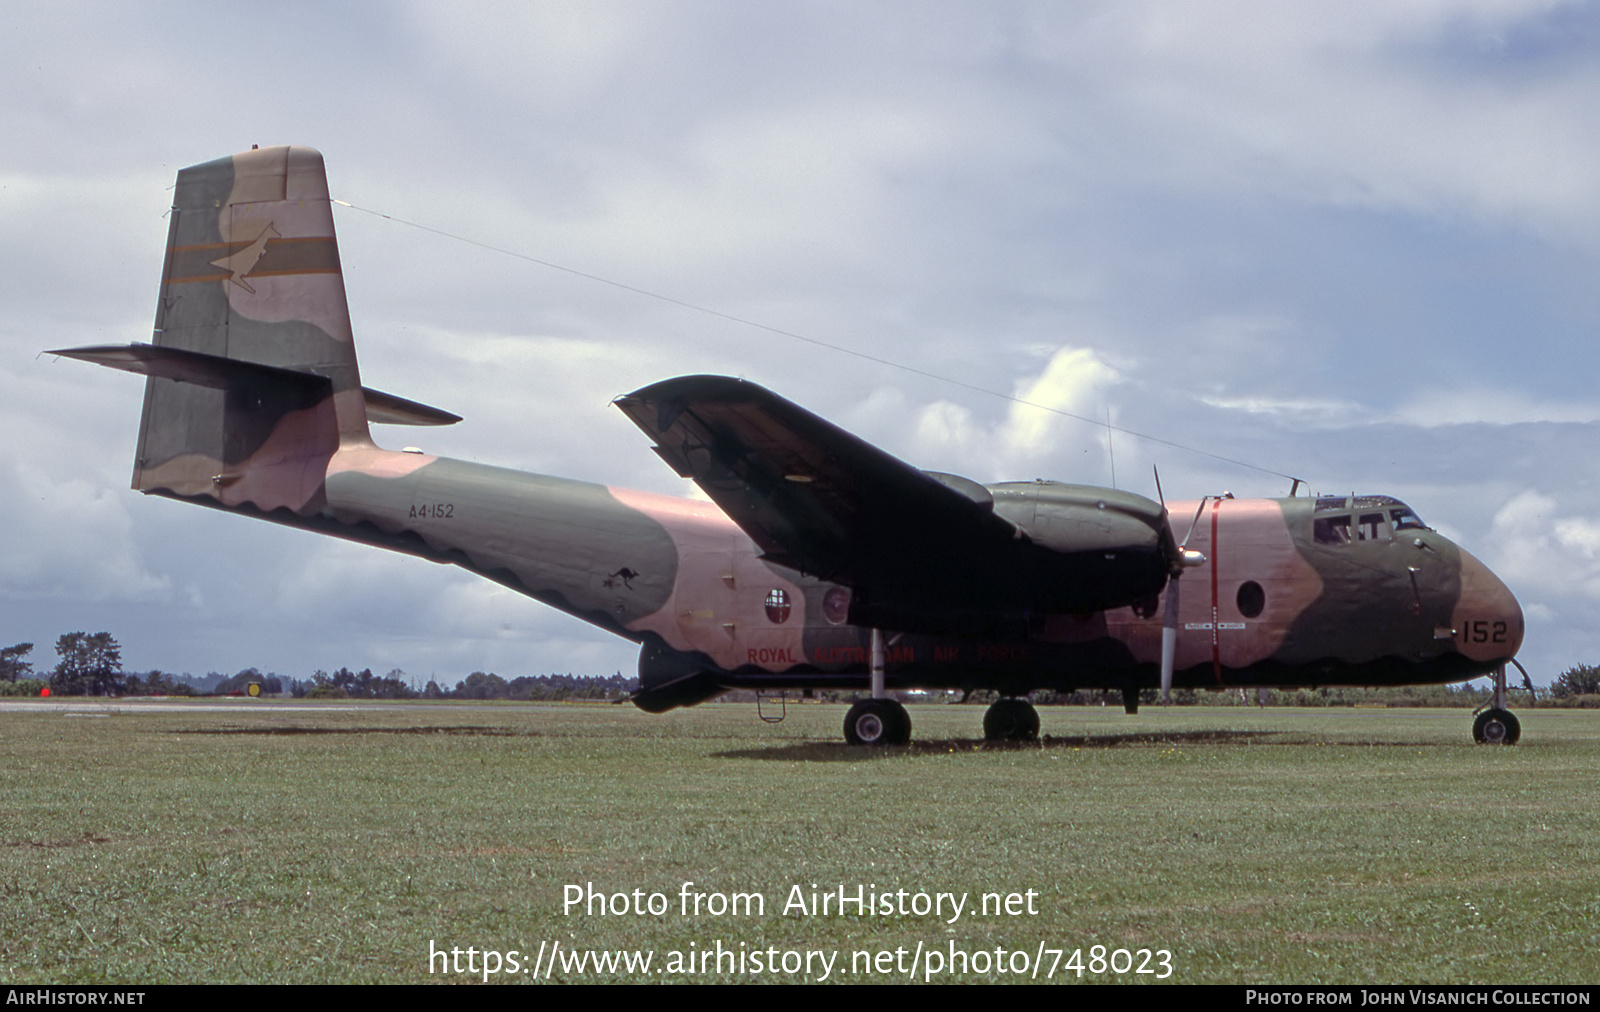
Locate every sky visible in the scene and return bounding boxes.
[5,1,1600,688]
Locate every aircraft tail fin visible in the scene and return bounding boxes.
[88,146,367,514]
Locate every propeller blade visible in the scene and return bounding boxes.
[1160,576,1180,704]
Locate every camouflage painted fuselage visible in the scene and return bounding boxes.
[307,456,1526,708]
[58,146,1524,712]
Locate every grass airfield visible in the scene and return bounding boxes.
[1,698,1596,985]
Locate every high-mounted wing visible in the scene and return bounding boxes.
[616,375,1016,577]
[616,376,1173,637]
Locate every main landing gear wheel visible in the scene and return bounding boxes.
[983,698,1040,741]
[1473,708,1521,745]
[844,699,911,746]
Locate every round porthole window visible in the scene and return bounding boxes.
[1236,580,1265,619]
[765,589,792,624]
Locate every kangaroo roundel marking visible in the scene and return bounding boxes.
[823,586,851,625]
[210,222,281,294]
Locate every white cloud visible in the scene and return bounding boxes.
[892,346,1122,482]
[0,461,170,604]
[1487,489,1600,598]
[1063,2,1600,241]
[405,1,672,106]
[1003,346,1121,462]
[1395,387,1600,426]
[1199,395,1369,427]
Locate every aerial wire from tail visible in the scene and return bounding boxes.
[331,199,1305,486]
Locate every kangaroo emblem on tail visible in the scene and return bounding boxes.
[210,222,281,293]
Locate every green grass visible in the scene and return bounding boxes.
[1,700,1596,984]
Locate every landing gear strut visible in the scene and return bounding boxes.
[843,629,912,746]
[983,698,1039,741]
[1471,664,1522,745]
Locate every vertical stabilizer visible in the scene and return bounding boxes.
[135,146,369,513]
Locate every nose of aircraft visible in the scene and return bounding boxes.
[1450,547,1524,663]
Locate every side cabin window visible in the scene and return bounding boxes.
[1314,515,1352,545]
[1356,512,1391,541]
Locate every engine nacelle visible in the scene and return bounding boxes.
[632,640,725,713]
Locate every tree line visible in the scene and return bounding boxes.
[6,632,1600,706]
[0,634,637,701]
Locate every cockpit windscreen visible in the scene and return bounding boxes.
[1313,495,1429,545]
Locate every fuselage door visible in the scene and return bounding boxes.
[673,548,739,664]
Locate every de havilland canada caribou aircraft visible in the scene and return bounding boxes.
[53,146,1528,745]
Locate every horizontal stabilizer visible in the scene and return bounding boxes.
[360,387,462,426]
[49,343,329,397]
[50,343,460,426]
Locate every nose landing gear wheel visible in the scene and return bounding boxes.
[983,698,1040,741]
[1473,707,1521,745]
[844,698,911,745]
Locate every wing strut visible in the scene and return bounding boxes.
[841,628,911,745]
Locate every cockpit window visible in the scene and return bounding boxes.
[1313,494,1429,546]
[1356,512,1391,541]
[1390,507,1428,531]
